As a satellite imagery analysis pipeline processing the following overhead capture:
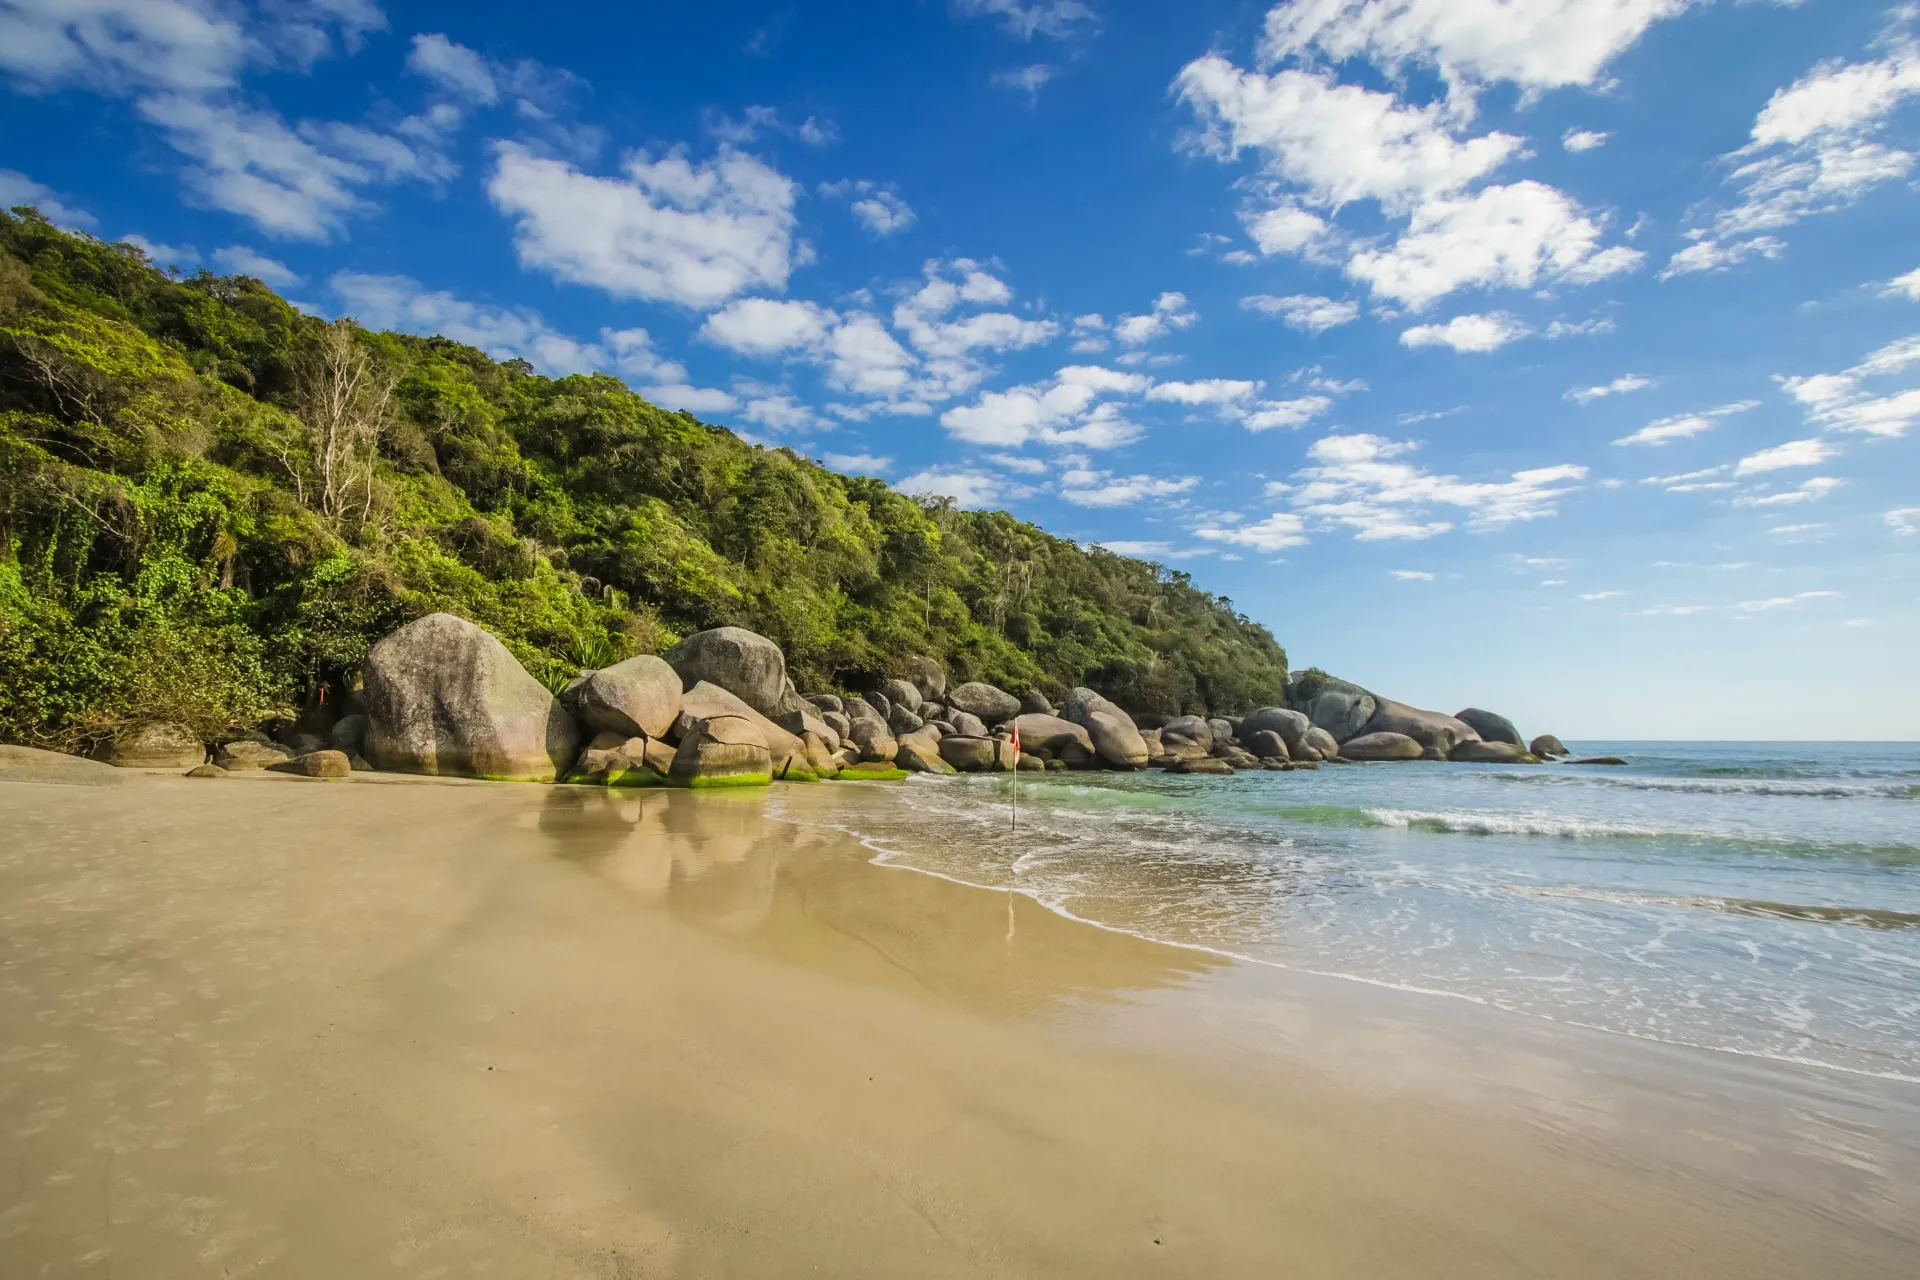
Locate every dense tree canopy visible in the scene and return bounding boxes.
[0,209,1287,751]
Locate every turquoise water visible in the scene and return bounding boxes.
[786,743,1920,1081]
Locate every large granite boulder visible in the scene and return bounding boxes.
[886,703,925,736]
[1301,726,1340,761]
[1456,708,1523,748]
[676,682,810,777]
[329,713,367,755]
[664,627,788,718]
[1158,732,1211,761]
[946,681,1021,724]
[902,656,946,702]
[802,731,841,778]
[1340,731,1424,761]
[805,693,845,715]
[880,678,923,713]
[842,698,898,763]
[214,739,293,771]
[1239,706,1311,753]
[1451,740,1535,764]
[572,654,682,740]
[821,709,853,741]
[1530,734,1569,759]
[271,749,351,779]
[775,703,840,752]
[1245,729,1290,761]
[670,715,772,787]
[1162,715,1212,750]
[1010,713,1093,757]
[1357,700,1481,758]
[1207,718,1236,749]
[948,710,988,738]
[0,745,129,785]
[938,735,1016,772]
[363,613,579,781]
[1061,687,1149,769]
[896,729,955,774]
[95,722,204,769]
[1019,689,1055,716]
[1284,672,1378,743]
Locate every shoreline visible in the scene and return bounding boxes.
[4,772,1917,1276]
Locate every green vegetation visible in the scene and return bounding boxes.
[0,208,1288,753]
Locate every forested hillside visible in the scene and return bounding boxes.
[0,209,1287,752]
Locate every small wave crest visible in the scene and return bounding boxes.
[1511,885,1920,932]
[1489,773,1920,799]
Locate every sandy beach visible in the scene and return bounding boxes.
[2,771,1916,1278]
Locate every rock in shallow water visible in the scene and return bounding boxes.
[1340,731,1424,761]
[1456,707,1524,747]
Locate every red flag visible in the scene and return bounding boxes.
[1010,722,1021,760]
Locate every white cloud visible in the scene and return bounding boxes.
[1734,438,1839,474]
[1196,512,1310,552]
[1562,128,1609,153]
[406,33,497,103]
[650,384,739,414]
[211,244,302,285]
[1674,32,1920,271]
[1540,578,1568,587]
[1097,540,1174,557]
[1566,373,1654,405]
[1242,293,1359,333]
[1733,476,1844,507]
[822,452,891,475]
[1632,604,1713,616]
[820,179,916,236]
[0,0,253,96]
[1400,311,1529,353]
[0,168,96,228]
[940,364,1150,449]
[737,386,823,431]
[993,63,1057,99]
[895,467,1008,509]
[330,271,706,395]
[1660,233,1786,278]
[1242,203,1333,256]
[1885,506,1920,535]
[1282,432,1586,540]
[700,297,836,355]
[953,0,1095,41]
[119,234,198,268]
[1884,266,1920,301]
[1640,464,1732,492]
[1058,468,1199,507]
[1176,55,1520,214]
[1736,590,1841,613]
[1146,378,1260,407]
[1348,181,1643,309]
[1578,590,1626,601]
[1775,332,1920,438]
[1613,400,1758,446]
[1768,522,1831,540]
[487,141,799,307]
[986,452,1050,474]
[1243,396,1334,432]
[1260,0,1694,98]
[1113,291,1196,345]
[706,105,837,148]
[1389,569,1434,580]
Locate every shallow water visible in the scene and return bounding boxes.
[779,742,1920,1082]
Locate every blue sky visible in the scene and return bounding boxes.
[3,0,1918,738]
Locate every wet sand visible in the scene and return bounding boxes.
[1,773,1916,1277]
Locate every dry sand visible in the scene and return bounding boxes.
[1,772,1915,1277]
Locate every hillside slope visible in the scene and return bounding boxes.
[0,209,1287,751]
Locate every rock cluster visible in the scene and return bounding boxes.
[19,615,1582,789]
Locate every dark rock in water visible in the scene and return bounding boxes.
[1570,756,1628,766]
[1011,714,1092,756]
[272,749,351,778]
[938,735,1016,772]
[96,722,204,769]
[1283,672,1378,743]
[363,613,579,781]
[330,713,368,755]
[1340,731,1424,761]
[1450,740,1536,764]
[1355,699,1481,758]
[664,627,788,718]
[670,715,772,787]
[1456,707,1524,747]
[1044,758,1066,771]
[1530,734,1569,759]
[1019,688,1055,716]
[215,739,293,771]
[573,654,683,739]
[1239,706,1311,752]
[1017,752,1045,771]
[946,681,1022,724]
[886,703,925,736]
[184,763,226,778]
[1162,714,1212,749]
[1167,756,1234,775]
[880,678,923,713]
[1287,760,1321,771]
[805,693,845,715]
[1245,729,1290,761]
[902,656,946,702]
[1061,687,1149,769]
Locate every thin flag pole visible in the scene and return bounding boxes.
[1009,722,1020,834]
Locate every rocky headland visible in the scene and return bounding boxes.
[19,613,1584,786]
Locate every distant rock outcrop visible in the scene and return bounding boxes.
[1456,708,1523,747]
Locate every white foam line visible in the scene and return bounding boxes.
[768,800,1920,1089]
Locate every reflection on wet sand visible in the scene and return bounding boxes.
[536,784,1224,1014]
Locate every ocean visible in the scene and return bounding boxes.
[778,742,1920,1082]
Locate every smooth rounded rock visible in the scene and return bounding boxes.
[1456,708,1524,748]
[1340,731,1424,761]
[1530,734,1569,759]
[937,735,1016,772]
[1167,756,1234,775]
[1239,706,1311,752]
[1283,672,1377,743]
[0,746,129,786]
[214,740,293,771]
[1355,700,1481,758]
[946,682,1021,724]
[902,656,946,702]
[1245,729,1290,761]
[573,654,683,740]
[184,763,226,778]
[96,722,204,769]
[1010,714,1093,756]
[1451,740,1536,764]
[273,749,351,778]
[880,678,922,714]
[663,627,788,718]
[670,715,773,787]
